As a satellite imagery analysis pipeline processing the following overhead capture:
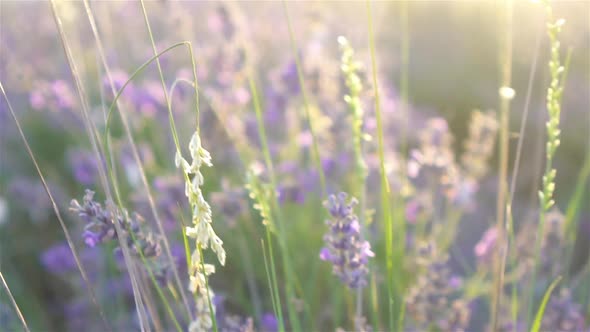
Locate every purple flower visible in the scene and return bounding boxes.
[264,87,287,125]
[260,313,278,332]
[208,5,236,40]
[320,192,374,289]
[70,190,117,248]
[103,69,131,94]
[40,242,77,274]
[29,88,46,110]
[220,315,255,332]
[8,177,57,222]
[67,148,99,185]
[210,180,248,227]
[40,241,100,277]
[277,185,305,205]
[281,60,300,95]
[405,193,432,224]
[105,276,134,298]
[51,80,76,110]
[70,190,160,259]
[541,288,586,332]
[29,80,76,111]
[148,174,185,228]
[474,226,498,264]
[82,230,101,248]
[405,243,471,331]
[131,81,166,117]
[0,302,17,329]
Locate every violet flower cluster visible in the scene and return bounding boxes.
[405,243,471,332]
[541,288,586,332]
[70,189,160,259]
[319,192,374,289]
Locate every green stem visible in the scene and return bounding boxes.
[282,0,327,197]
[248,75,302,331]
[366,1,396,330]
[199,245,219,332]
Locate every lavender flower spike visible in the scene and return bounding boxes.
[320,192,374,289]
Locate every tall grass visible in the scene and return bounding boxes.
[1,1,588,331]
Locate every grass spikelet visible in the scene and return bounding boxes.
[531,276,562,332]
[526,1,568,326]
[175,132,223,332]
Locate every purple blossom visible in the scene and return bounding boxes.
[264,87,287,125]
[103,69,131,94]
[70,190,117,248]
[133,174,186,229]
[0,302,17,330]
[220,315,255,332]
[64,299,90,331]
[29,88,46,110]
[405,193,432,224]
[260,313,278,332]
[320,192,374,289]
[541,288,586,332]
[474,226,498,264]
[131,81,166,117]
[208,5,236,40]
[40,241,101,277]
[8,177,57,222]
[40,242,78,274]
[51,80,76,110]
[281,60,300,95]
[69,189,160,259]
[405,243,471,332]
[210,180,248,227]
[29,80,76,111]
[277,185,305,205]
[67,148,99,185]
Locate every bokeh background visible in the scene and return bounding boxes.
[1,1,589,331]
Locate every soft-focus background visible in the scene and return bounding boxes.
[1,1,589,331]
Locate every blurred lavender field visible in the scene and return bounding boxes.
[0,1,589,332]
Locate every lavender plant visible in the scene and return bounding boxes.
[319,192,374,289]
[2,2,590,332]
[405,243,470,332]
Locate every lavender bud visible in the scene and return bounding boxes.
[320,192,374,289]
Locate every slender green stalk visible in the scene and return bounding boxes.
[129,229,183,332]
[237,236,263,324]
[83,0,193,317]
[248,75,303,331]
[179,212,192,284]
[526,3,567,327]
[100,41,216,330]
[338,35,369,322]
[397,8,410,318]
[0,271,30,332]
[50,1,154,327]
[531,276,562,332]
[502,26,542,329]
[103,42,186,155]
[366,1,395,330]
[490,1,513,330]
[265,233,286,332]
[246,168,285,332]
[397,301,406,332]
[199,246,219,332]
[0,82,113,332]
[261,238,282,330]
[282,0,327,197]
[399,0,410,186]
